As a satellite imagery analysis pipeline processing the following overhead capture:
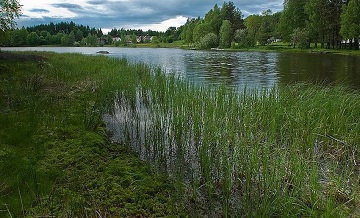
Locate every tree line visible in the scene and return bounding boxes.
[1,0,359,49]
[1,21,181,46]
[181,0,359,50]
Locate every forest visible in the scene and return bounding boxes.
[1,0,359,49]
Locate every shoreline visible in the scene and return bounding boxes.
[3,42,360,56]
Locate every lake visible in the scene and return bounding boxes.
[3,47,360,90]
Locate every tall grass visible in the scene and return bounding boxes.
[104,66,360,216]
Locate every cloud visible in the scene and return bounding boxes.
[17,0,284,32]
[52,3,83,10]
[29,8,50,13]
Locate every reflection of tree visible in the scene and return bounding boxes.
[277,53,334,85]
[183,51,360,90]
[276,53,360,89]
[184,51,279,89]
[185,52,241,87]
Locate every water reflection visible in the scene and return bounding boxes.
[276,53,360,88]
[2,47,360,90]
[184,51,278,89]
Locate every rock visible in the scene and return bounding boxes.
[96,51,110,54]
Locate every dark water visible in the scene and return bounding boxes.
[3,47,360,89]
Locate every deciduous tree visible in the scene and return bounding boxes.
[279,0,307,42]
[0,0,21,31]
[219,20,232,48]
[193,21,212,42]
[340,0,360,49]
[244,14,262,45]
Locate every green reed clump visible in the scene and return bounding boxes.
[108,64,360,217]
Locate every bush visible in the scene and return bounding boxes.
[291,28,309,49]
[198,33,218,49]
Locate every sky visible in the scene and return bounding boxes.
[17,0,284,33]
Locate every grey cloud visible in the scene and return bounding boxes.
[52,3,83,10]
[29,8,50,13]
[87,0,108,5]
[19,0,283,31]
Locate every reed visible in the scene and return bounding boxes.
[105,65,360,217]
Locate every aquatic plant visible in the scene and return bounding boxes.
[105,69,360,217]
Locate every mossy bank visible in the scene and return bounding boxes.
[0,52,183,217]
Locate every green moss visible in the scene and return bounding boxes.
[0,52,181,217]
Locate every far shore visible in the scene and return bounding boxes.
[2,42,360,56]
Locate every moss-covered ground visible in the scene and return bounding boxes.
[0,52,184,217]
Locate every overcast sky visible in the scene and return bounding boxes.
[17,0,284,33]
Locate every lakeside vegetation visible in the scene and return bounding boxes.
[1,51,359,217]
[0,52,184,217]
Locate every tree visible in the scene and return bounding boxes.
[340,0,360,49]
[75,29,84,42]
[108,28,119,37]
[193,21,212,42]
[61,31,75,46]
[305,0,328,48]
[86,33,98,46]
[204,4,222,35]
[220,1,244,39]
[7,27,27,46]
[279,0,307,42]
[0,0,21,46]
[234,29,254,48]
[181,18,198,44]
[27,32,40,46]
[258,10,274,45]
[291,28,309,48]
[0,0,21,31]
[244,14,262,45]
[51,32,65,44]
[219,20,232,48]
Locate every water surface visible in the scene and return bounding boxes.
[3,47,360,90]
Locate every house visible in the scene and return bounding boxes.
[112,37,121,42]
[136,35,154,43]
[142,35,153,43]
[342,38,360,49]
[98,36,107,45]
[136,36,142,43]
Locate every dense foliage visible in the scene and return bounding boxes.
[0,0,21,31]
[182,0,358,49]
[0,0,21,45]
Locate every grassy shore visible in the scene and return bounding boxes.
[0,52,184,217]
[1,51,359,217]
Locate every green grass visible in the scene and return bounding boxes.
[1,51,359,217]
[0,52,182,217]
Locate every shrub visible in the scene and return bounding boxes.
[198,33,218,49]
